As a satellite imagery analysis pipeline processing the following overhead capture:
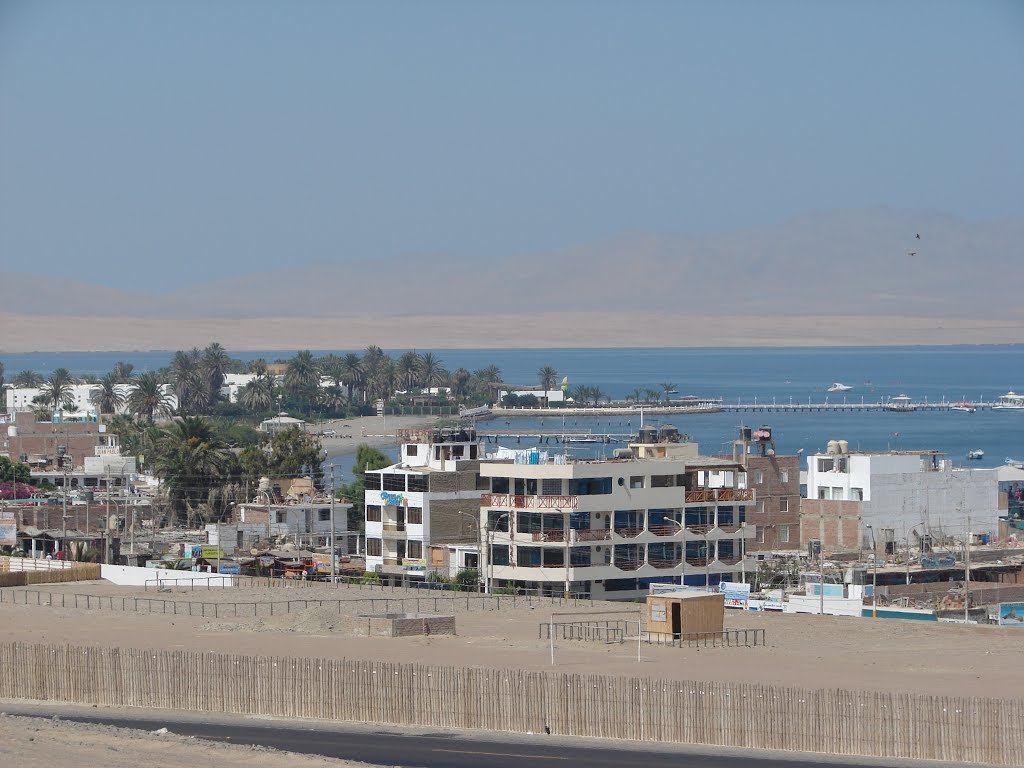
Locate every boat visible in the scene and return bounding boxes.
[884,394,916,412]
[950,403,976,413]
[827,383,853,393]
[967,449,985,460]
[994,391,1024,411]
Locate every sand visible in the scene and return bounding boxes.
[0,581,1019,699]
[0,712,372,768]
[2,310,1021,352]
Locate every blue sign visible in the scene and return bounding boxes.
[218,563,241,575]
[381,491,406,506]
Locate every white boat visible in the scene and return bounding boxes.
[967,449,984,460]
[994,391,1024,411]
[827,383,853,393]
[950,403,976,413]
[884,394,916,412]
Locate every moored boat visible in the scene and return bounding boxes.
[827,382,853,392]
[967,449,985,460]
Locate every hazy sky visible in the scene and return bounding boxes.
[1,0,1021,292]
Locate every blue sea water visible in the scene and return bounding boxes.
[3,346,1022,469]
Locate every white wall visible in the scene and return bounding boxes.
[101,563,235,586]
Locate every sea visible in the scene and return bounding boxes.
[3,346,1023,472]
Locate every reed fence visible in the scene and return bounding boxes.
[0,641,1016,764]
[0,565,100,588]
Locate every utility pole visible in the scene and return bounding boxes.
[964,515,971,624]
[818,546,825,616]
[61,458,70,560]
[563,509,571,601]
[329,464,337,582]
[105,466,112,564]
[867,524,877,618]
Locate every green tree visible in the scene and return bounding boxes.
[201,342,231,400]
[538,366,558,407]
[0,456,31,484]
[661,383,676,405]
[111,361,135,383]
[337,444,392,521]
[397,350,421,390]
[11,370,44,388]
[39,368,77,413]
[266,426,324,487]
[128,372,175,423]
[284,350,320,410]
[92,373,126,414]
[418,351,445,388]
[169,348,210,415]
[450,367,471,399]
[238,375,275,413]
[155,416,231,525]
[339,353,364,403]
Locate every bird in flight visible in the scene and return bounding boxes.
[907,250,918,256]
[915,233,921,239]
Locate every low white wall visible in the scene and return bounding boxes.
[784,594,863,617]
[4,557,73,572]
[100,564,235,587]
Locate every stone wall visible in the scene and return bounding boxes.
[363,613,456,637]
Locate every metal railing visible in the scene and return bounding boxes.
[481,494,579,510]
[644,628,766,648]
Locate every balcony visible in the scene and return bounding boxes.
[531,529,566,543]
[685,556,710,567]
[684,488,755,503]
[614,559,644,572]
[383,522,406,533]
[613,526,644,539]
[649,558,682,570]
[573,528,611,542]
[481,494,579,510]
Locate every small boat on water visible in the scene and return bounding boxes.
[967,449,985,460]
[827,382,853,393]
[994,391,1024,411]
[950,403,977,413]
[884,394,916,412]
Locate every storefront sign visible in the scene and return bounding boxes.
[720,581,751,608]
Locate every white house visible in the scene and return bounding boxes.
[363,426,486,579]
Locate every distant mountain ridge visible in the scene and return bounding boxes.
[4,207,1021,321]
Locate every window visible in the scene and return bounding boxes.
[568,477,612,495]
[756,526,765,543]
[756,500,765,515]
[407,507,423,525]
[818,487,829,500]
[318,509,331,522]
[754,470,764,485]
[630,476,644,489]
[835,457,849,473]
[383,474,405,492]
[489,510,511,531]
[850,487,864,501]
[526,478,538,495]
[276,511,286,523]
[491,477,510,494]
[366,505,382,522]
[517,546,542,567]
[406,445,418,456]
[407,475,429,493]
[832,487,845,500]
[406,541,422,559]
[541,478,562,496]
[365,473,382,491]
[366,538,382,556]
[779,497,789,513]
[779,526,790,544]
[780,469,789,483]
[491,544,510,566]
[650,474,674,488]
[817,458,834,472]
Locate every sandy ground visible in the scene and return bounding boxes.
[3,310,1021,352]
[0,712,373,768]
[0,581,1019,699]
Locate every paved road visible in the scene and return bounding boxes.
[5,707,947,768]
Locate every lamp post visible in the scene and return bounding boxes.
[866,524,878,618]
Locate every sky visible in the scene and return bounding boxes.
[0,0,1022,292]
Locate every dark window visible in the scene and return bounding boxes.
[650,474,674,488]
[568,477,612,495]
[366,538,382,556]
[407,475,429,493]
[517,546,541,567]
[407,507,423,525]
[569,546,591,566]
[366,506,382,522]
[491,544,510,566]
[365,474,382,491]
[407,541,422,559]
[514,478,526,495]
[318,509,331,522]
[489,511,510,531]
[526,478,538,495]
[382,474,405,492]
[406,445,418,456]
[491,477,510,494]
[569,511,589,530]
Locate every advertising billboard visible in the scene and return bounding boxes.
[720,581,751,608]
[998,602,1024,626]
[0,511,16,547]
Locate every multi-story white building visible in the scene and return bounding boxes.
[235,498,353,552]
[804,445,999,546]
[479,437,757,601]
[364,427,486,580]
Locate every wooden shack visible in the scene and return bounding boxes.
[645,589,725,638]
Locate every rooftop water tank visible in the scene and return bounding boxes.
[826,440,840,455]
[838,439,849,454]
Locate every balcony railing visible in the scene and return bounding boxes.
[686,524,713,535]
[481,494,578,510]
[531,529,566,543]
[685,556,710,567]
[382,522,406,532]
[649,558,682,570]
[685,488,755,503]
[649,524,681,537]
[573,528,611,542]
[717,556,743,566]
[614,526,644,539]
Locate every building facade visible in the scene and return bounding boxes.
[480,439,756,601]
[363,427,486,580]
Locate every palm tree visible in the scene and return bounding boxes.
[397,350,421,390]
[644,388,660,405]
[92,373,126,414]
[284,350,320,408]
[201,342,231,400]
[156,417,231,525]
[319,385,348,414]
[472,365,502,403]
[39,368,77,413]
[319,354,346,388]
[128,372,174,423]
[538,366,558,407]
[661,383,676,405]
[169,349,208,415]
[339,353,363,403]
[11,370,44,388]
[418,352,445,388]
[450,367,471,399]
[248,358,268,376]
[238,376,275,413]
[111,361,135,383]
